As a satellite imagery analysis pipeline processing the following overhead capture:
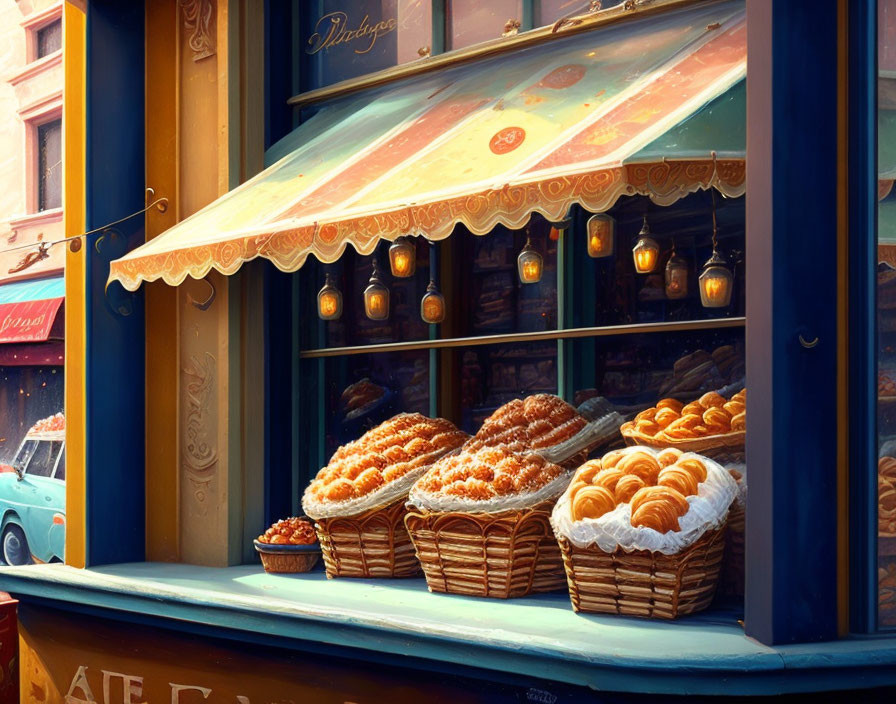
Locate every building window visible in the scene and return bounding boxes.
[37,120,61,212]
[36,19,62,60]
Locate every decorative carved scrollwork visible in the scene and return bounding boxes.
[182,352,218,506]
[180,0,215,62]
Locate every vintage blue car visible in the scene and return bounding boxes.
[0,415,65,565]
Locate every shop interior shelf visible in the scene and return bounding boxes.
[1,562,895,696]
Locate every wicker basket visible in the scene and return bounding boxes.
[314,498,420,578]
[556,526,727,619]
[404,501,566,598]
[254,541,321,574]
[719,501,745,596]
[619,423,745,464]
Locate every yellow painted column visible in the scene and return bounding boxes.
[63,0,87,569]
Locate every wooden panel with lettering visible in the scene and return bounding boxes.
[16,604,590,704]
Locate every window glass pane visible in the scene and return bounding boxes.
[448,0,522,50]
[880,0,896,630]
[452,340,558,434]
[299,239,431,351]
[300,1,433,90]
[313,350,431,461]
[36,20,61,59]
[25,441,58,479]
[38,120,61,211]
[54,448,65,481]
[569,193,745,328]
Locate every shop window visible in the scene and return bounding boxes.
[447,0,523,49]
[36,19,62,60]
[879,0,896,630]
[295,192,745,511]
[37,119,61,212]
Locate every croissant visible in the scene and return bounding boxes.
[657,447,684,467]
[723,400,745,416]
[629,486,690,533]
[634,419,661,436]
[592,467,625,493]
[655,407,680,429]
[656,398,684,414]
[614,474,647,503]
[575,460,603,485]
[661,414,703,439]
[635,408,658,423]
[730,412,746,431]
[699,391,726,409]
[880,457,896,482]
[601,449,626,469]
[571,485,617,521]
[629,485,690,516]
[681,401,704,417]
[702,407,731,433]
[616,451,661,483]
[657,466,699,497]
[631,498,685,533]
[676,458,708,483]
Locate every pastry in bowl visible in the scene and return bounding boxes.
[254,517,320,573]
[406,445,571,598]
[302,413,467,578]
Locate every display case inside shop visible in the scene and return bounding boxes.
[293,189,746,614]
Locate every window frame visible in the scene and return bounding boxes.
[21,4,64,66]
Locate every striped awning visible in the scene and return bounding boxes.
[109,0,746,291]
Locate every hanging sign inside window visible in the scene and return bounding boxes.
[307,11,398,55]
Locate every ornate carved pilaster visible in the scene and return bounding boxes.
[180,0,215,61]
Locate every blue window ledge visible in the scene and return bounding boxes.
[1,563,896,696]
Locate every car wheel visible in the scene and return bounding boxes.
[1,524,32,566]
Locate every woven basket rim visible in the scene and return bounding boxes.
[253,539,321,555]
[619,423,745,449]
[557,524,726,557]
[405,499,557,521]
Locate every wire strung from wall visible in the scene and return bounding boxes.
[0,189,168,259]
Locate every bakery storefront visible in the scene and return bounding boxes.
[2,0,896,701]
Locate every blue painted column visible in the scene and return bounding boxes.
[84,0,147,565]
[745,0,841,644]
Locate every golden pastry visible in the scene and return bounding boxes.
[415,445,564,502]
[571,485,616,521]
[698,391,726,409]
[629,486,690,533]
[601,449,626,469]
[305,413,467,506]
[616,451,661,484]
[575,460,603,485]
[730,412,746,432]
[661,414,703,439]
[614,474,647,503]
[676,457,708,483]
[656,398,684,414]
[655,407,680,428]
[593,467,625,493]
[657,448,684,467]
[465,394,586,454]
[657,466,699,497]
[702,407,731,434]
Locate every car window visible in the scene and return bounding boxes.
[16,440,38,474]
[24,440,58,478]
[54,446,65,481]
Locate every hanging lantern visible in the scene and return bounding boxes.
[632,216,660,273]
[517,235,543,284]
[699,191,733,308]
[420,279,445,324]
[664,247,688,300]
[317,272,343,320]
[586,213,615,258]
[389,235,416,277]
[699,250,733,308]
[363,259,390,320]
